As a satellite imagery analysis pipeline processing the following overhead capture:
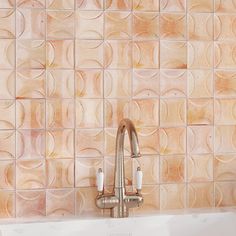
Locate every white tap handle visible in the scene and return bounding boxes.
[96,168,104,192]
[136,167,143,191]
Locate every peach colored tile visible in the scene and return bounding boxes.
[187,183,214,208]
[46,189,75,217]
[16,99,45,129]
[75,70,103,98]
[133,12,159,40]
[46,0,74,9]
[133,185,160,214]
[160,98,186,126]
[215,15,236,41]
[105,40,131,69]
[106,0,132,10]
[76,187,102,216]
[76,129,103,157]
[47,70,74,98]
[0,9,15,39]
[17,40,45,69]
[215,70,236,97]
[47,11,74,39]
[159,127,186,155]
[16,190,46,217]
[76,11,103,40]
[160,0,185,12]
[17,130,45,159]
[0,0,15,8]
[215,99,236,125]
[188,0,213,12]
[188,13,213,40]
[0,100,15,129]
[160,13,186,40]
[133,0,159,11]
[0,191,15,218]
[214,155,236,181]
[187,126,213,154]
[105,99,130,128]
[215,42,236,69]
[188,42,213,69]
[76,40,103,69]
[138,128,159,155]
[16,9,45,39]
[46,130,74,159]
[0,160,14,189]
[160,155,185,183]
[188,99,213,125]
[76,99,103,128]
[46,159,74,188]
[104,70,131,98]
[215,126,236,153]
[16,160,45,189]
[0,39,15,69]
[133,41,159,69]
[160,184,186,210]
[46,99,74,128]
[188,70,213,98]
[16,70,45,98]
[160,41,187,69]
[131,99,159,127]
[0,70,15,99]
[133,70,159,98]
[47,40,74,69]
[76,158,103,187]
[133,156,159,185]
[104,156,132,186]
[215,182,236,207]
[188,154,213,182]
[0,131,15,159]
[215,0,236,12]
[16,0,45,8]
[76,0,103,9]
[105,12,131,39]
[160,70,186,97]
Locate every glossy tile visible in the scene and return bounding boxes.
[160,0,185,12]
[47,0,74,9]
[16,0,45,8]
[215,0,236,12]
[0,0,15,8]
[106,0,131,10]
[133,0,159,11]
[0,160,14,189]
[0,100,15,129]
[0,39,15,69]
[0,70,15,99]
[76,0,103,10]
[188,0,213,12]
[0,9,15,39]
[0,131,15,160]
[0,191,15,218]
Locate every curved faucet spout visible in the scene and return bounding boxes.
[114,119,141,190]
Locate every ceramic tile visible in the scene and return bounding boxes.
[106,0,132,10]
[0,9,15,39]
[16,99,45,129]
[0,191,15,218]
[133,41,159,69]
[76,99,103,128]
[16,9,45,39]
[105,12,131,39]
[46,159,74,188]
[133,0,159,11]
[0,0,15,8]
[188,13,213,40]
[0,70,15,99]
[160,13,186,40]
[46,189,75,217]
[46,129,74,159]
[0,131,15,160]
[133,12,159,40]
[46,0,74,9]
[215,0,236,12]
[76,11,103,40]
[16,0,45,8]
[75,70,103,98]
[16,160,45,189]
[0,39,15,69]
[76,0,103,10]
[160,155,185,183]
[0,100,15,129]
[188,154,213,182]
[188,0,213,12]
[16,70,45,98]
[0,160,15,189]
[16,190,46,217]
[47,40,74,69]
[133,70,159,98]
[160,0,185,12]
[160,41,187,69]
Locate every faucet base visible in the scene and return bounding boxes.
[111,206,129,218]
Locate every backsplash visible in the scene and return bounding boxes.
[0,0,236,218]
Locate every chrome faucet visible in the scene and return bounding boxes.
[96,119,143,218]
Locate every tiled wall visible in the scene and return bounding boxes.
[0,0,236,219]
